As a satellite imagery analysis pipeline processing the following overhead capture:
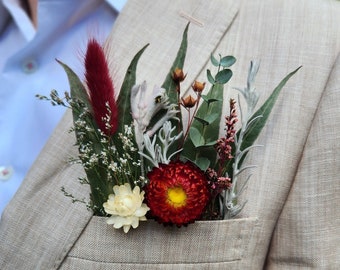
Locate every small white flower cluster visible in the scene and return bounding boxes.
[118,125,137,153]
[102,101,113,132]
[78,142,99,169]
[71,99,141,186]
[105,127,141,184]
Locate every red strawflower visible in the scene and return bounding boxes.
[84,38,118,136]
[145,161,210,226]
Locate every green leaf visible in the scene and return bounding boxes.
[220,56,236,67]
[112,45,149,188]
[194,116,209,126]
[207,69,215,84]
[57,60,100,147]
[161,22,189,103]
[194,157,210,171]
[194,113,219,126]
[117,44,149,134]
[182,83,224,168]
[190,127,205,147]
[56,59,91,111]
[148,23,189,137]
[242,66,302,150]
[210,54,220,67]
[215,69,233,84]
[204,113,219,124]
[203,140,217,147]
[224,66,302,174]
[57,60,109,215]
[200,95,221,105]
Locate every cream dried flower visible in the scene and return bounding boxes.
[103,183,150,233]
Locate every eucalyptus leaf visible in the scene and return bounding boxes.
[190,127,205,147]
[215,69,233,84]
[193,116,209,126]
[180,139,196,164]
[210,54,220,67]
[181,139,215,171]
[207,69,215,84]
[204,113,219,124]
[194,157,210,171]
[201,95,222,104]
[203,140,218,147]
[194,113,219,126]
[220,56,236,67]
[182,83,224,167]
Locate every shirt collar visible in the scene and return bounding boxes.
[1,0,36,41]
[105,0,126,13]
[0,1,10,34]
[0,0,126,42]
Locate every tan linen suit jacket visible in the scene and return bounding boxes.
[1,0,340,269]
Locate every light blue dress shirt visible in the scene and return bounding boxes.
[0,0,126,216]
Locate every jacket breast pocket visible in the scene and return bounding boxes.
[60,216,258,269]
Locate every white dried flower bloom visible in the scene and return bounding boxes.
[103,183,150,233]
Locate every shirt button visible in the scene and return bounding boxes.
[0,166,14,181]
[22,58,38,74]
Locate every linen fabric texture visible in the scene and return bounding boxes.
[0,0,340,269]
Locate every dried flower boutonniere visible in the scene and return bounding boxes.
[37,24,300,233]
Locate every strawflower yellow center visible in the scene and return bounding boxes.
[167,186,187,207]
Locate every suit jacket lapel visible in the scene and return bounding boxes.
[104,0,240,95]
[0,110,94,269]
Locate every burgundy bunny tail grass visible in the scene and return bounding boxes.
[85,38,118,136]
